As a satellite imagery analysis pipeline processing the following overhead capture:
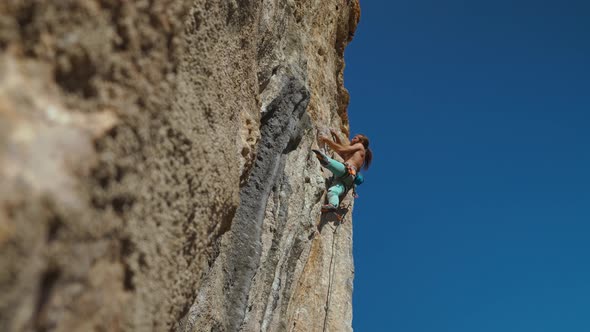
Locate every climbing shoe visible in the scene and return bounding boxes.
[321,204,338,212]
[312,149,329,166]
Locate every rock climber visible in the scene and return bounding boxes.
[313,130,372,212]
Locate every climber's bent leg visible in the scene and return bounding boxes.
[327,183,346,208]
[312,150,346,177]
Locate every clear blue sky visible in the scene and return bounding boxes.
[345,1,590,331]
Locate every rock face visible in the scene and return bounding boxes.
[0,1,360,331]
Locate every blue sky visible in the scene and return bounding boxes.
[345,1,590,331]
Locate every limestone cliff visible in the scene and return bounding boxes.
[0,1,360,331]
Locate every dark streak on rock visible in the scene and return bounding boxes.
[33,268,60,332]
[184,77,310,331]
[222,77,309,330]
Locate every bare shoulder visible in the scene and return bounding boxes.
[352,142,365,151]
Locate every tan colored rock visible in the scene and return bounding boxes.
[0,0,360,331]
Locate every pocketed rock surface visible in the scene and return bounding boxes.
[0,1,360,331]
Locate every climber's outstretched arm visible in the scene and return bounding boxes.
[330,129,350,146]
[320,136,362,157]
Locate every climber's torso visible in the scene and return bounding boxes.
[340,143,365,171]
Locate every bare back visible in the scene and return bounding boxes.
[340,143,365,170]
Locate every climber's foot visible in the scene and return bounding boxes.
[312,149,329,166]
[321,204,338,212]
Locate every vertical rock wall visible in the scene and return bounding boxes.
[0,0,360,331]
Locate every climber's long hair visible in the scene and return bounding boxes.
[357,134,372,170]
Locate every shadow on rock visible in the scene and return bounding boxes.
[317,206,349,234]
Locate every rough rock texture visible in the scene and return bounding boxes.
[0,0,360,331]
